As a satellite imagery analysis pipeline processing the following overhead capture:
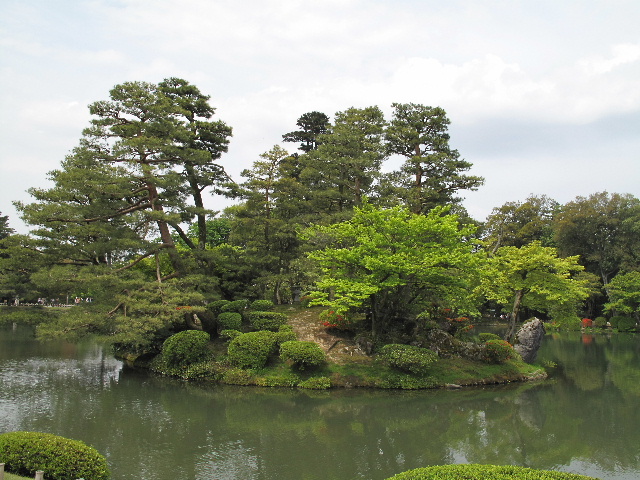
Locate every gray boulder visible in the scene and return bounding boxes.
[513,318,545,363]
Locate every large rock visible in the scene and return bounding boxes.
[513,318,545,363]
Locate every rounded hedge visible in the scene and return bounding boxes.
[478,332,502,343]
[279,340,326,370]
[227,331,278,368]
[385,464,598,479]
[162,330,211,367]
[220,299,249,313]
[249,299,275,311]
[217,311,242,330]
[379,344,438,374]
[206,299,230,315]
[616,316,637,332]
[246,311,288,331]
[484,339,515,364]
[0,431,110,480]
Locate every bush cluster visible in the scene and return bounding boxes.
[246,311,288,331]
[274,325,297,344]
[206,299,230,316]
[0,431,110,480]
[162,330,211,367]
[385,464,598,479]
[227,331,278,368]
[484,339,515,364]
[217,312,242,330]
[478,332,502,343]
[379,344,438,374]
[220,299,249,313]
[250,299,275,311]
[279,340,326,370]
[616,316,637,332]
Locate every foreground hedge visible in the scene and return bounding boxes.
[227,331,278,368]
[385,464,599,479]
[0,431,110,480]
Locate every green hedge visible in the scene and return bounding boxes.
[249,299,275,311]
[0,431,110,480]
[162,330,210,367]
[220,299,249,313]
[227,331,278,368]
[616,316,637,332]
[478,332,502,342]
[385,464,598,479]
[206,299,230,316]
[379,344,438,374]
[279,341,326,370]
[484,339,515,364]
[217,312,242,330]
[246,311,288,331]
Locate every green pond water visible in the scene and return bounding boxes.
[1,325,639,480]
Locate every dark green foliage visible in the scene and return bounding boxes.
[478,332,502,343]
[0,431,110,480]
[161,330,211,367]
[279,340,326,370]
[227,331,278,368]
[246,311,288,331]
[484,339,515,364]
[385,464,598,479]
[609,315,624,328]
[217,312,242,330]
[206,300,230,316]
[250,299,275,311]
[616,316,637,332]
[220,299,249,313]
[298,376,332,389]
[379,344,438,374]
[594,316,607,328]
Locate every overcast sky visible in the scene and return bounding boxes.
[2,0,639,233]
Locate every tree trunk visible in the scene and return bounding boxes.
[505,289,524,343]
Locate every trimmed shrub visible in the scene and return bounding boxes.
[274,324,297,345]
[609,315,622,328]
[594,316,607,328]
[220,329,242,341]
[478,332,501,343]
[484,339,515,364]
[220,299,249,313]
[227,331,278,368]
[617,316,637,332]
[298,376,331,390]
[246,311,288,331]
[162,330,211,367]
[206,299,230,316]
[379,344,438,374]
[0,431,110,480]
[385,464,598,479]
[250,299,275,311]
[217,312,242,330]
[279,341,326,370]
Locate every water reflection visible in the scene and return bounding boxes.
[1,326,640,480]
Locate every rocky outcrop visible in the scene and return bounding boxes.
[513,318,545,363]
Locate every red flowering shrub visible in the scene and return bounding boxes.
[484,339,515,364]
[581,318,593,328]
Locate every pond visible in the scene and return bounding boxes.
[1,325,639,480]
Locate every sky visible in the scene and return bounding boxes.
[1,0,639,233]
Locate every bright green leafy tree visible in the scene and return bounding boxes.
[305,203,480,338]
[479,241,590,341]
[604,271,640,320]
